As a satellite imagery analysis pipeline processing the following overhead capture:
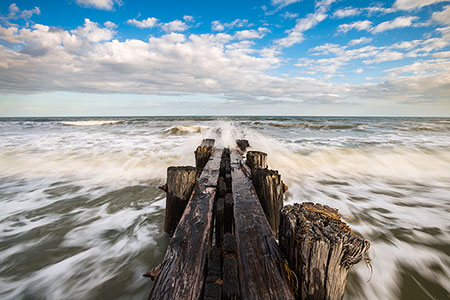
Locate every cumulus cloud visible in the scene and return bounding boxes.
[161,20,189,32]
[76,0,123,10]
[372,16,417,33]
[1,3,40,23]
[393,0,448,10]
[348,37,373,46]
[281,12,299,19]
[127,17,158,29]
[333,7,361,18]
[432,5,450,24]
[337,20,372,34]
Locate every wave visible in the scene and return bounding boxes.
[163,125,211,135]
[60,120,124,126]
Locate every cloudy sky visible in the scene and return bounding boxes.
[0,0,449,116]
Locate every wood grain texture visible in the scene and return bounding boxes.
[279,203,370,300]
[230,149,295,300]
[149,148,223,300]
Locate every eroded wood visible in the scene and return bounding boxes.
[246,151,268,169]
[149,148,223,300]
[230,149,294,300]
[279,202,370,300]
[195,139,215,169]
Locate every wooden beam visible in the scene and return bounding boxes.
[149,148,223,300]
[230,149,295,300]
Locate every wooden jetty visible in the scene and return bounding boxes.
[146,139,370,300]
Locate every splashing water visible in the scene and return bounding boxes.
[0,116,449,300]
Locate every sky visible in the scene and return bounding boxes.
[0,0,449,116]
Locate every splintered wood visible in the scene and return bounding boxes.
[279,202,370,300]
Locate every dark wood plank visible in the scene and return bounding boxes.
[149,148,223,300]
[230,149,295,300]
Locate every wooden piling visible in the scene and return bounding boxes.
[236,139,249,152]
[246,151,268,169]
[251,168,285,237]
[195,138,215,169]
[164,166,197,236]
[279,202,370,300]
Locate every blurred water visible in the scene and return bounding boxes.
[0,116,449,299]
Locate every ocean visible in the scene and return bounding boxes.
[0,116,449,300]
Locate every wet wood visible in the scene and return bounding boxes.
[236,139,250,152]
[149,148,223,300]
[222,233,239,300]
[246,151,268,169]
[195,139,215,169]
[279,202,371,300]
[230,149,295,300]
[251,168,285,237]
[164,166,197,236]
[215,197,225,247]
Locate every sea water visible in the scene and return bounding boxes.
[0,116,449,300]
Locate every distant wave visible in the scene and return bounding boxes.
[163,125,211,135]
[60,120,124,126]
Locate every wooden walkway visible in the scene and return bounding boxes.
[146,139,370,300]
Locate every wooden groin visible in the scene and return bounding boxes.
[146,139,370,300]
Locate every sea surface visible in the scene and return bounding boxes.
[0,116,449,300]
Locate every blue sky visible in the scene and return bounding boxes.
[0,0,449,116]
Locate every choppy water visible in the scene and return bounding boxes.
[0,116,449,300]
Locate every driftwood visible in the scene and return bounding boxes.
[251,168,285,237]
[279,202,371,300]
[195,139,215,169]
[164,166,197,236]
[230,149,294,300]
[148,148,223,300]
[246,151,268,169]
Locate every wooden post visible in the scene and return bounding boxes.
[195,138,215,169]
[215,197,225,247]
[149,148,223,300]
[246,151,268,169]
[236,139,250,152]
[164,166,197,236]
[230,149,295,300]
[279,202,371,300]
[251,168,285,237]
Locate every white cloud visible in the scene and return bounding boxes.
[432,5,450,24]
[127,17,158,29]
[160,20,189,32]
[3,3,40,22]
[183,15,194,22]
[393,0,448,10]
[337,20,372,34]
[211,19,251,32]
[233,28,268,40]
[275,0,335,48]
[333,7,361,18]
[281,11,299,19]
[76,0,123,10]
[363,50,404,63]
[271,0,302,9]
[211,21,225,31]
[348,37,373,46]
[104,21,117,29]
[372,16,417,33]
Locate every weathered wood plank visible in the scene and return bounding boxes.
[149,148,223,300]
[230,149,295,300]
